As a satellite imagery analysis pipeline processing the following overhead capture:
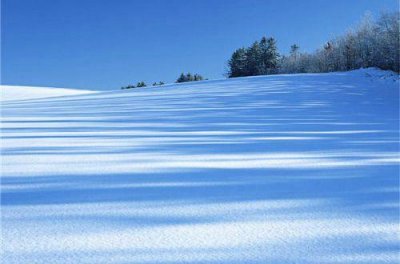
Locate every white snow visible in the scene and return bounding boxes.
[1,85,96,102]
[1,69,399,263]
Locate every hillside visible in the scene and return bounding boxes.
[1,69,399,263]
[1,85,96,102]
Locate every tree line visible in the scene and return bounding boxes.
[227,11,399,77]
[121,73,204,89]
[121,81,150,89]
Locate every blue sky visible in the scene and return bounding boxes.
[2,0,398,90]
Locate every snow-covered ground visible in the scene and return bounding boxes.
[1,69,399,263]
[1,85,96,102]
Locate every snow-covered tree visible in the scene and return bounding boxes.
[229,11,399,77]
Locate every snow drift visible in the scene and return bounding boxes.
[1,69,399,263]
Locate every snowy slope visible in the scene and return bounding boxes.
[1,85,96,102]
[1,69,399,263]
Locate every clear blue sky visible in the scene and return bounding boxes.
[2,0,398,90]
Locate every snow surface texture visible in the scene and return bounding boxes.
[1,85,96,102]
[1,68,399,263]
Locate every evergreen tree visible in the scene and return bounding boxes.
[136,81,146,87]
[176,73,204,83]
[176,73,187,83]
[186,73,193,81]
[121,84,135,89]
[259,37,269,74]
[227,37,279,77]
[194,74,203,81]
[246,41,262,76]
[228,48,247,77]
[265,37,279,73]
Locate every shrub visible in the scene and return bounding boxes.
[176,73,204,83]
[136,81,147,87]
